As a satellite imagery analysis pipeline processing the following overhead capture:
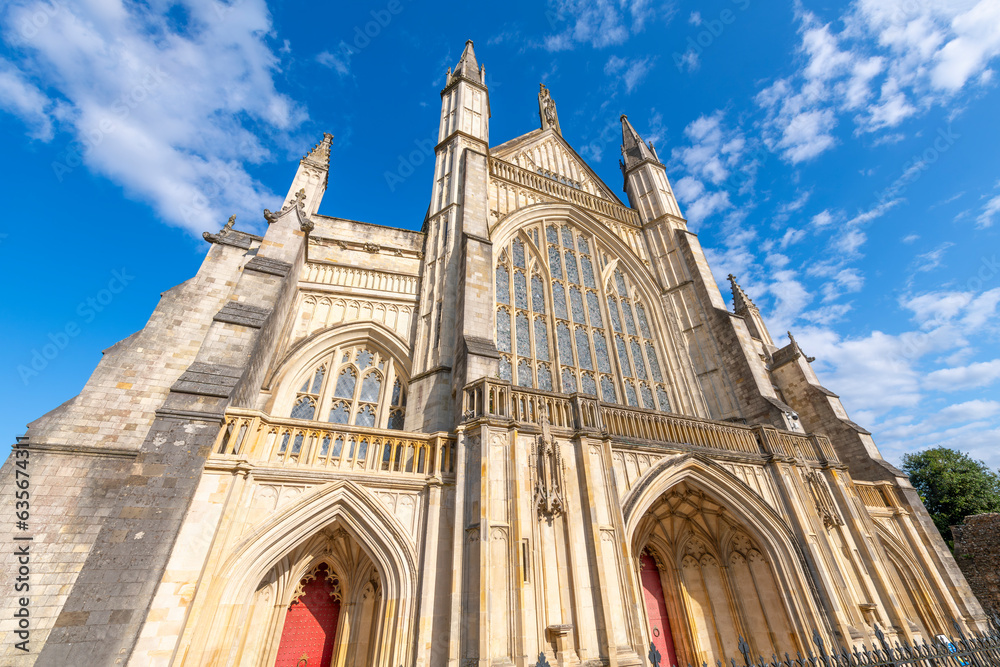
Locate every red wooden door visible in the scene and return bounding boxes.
[641,552,678,667]
[275,563,341,667]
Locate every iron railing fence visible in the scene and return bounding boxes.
[532,615,1000,667]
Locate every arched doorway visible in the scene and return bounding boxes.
[634,481,800,664]
[274,562,342,666]
[640,550,678,667]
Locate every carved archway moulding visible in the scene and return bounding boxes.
[622,453,828,654]
[176,479,418,667]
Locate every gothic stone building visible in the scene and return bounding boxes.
[1,41,987,667]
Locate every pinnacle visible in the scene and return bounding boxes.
[302,132,334,166]
[453,39,483,85]
[728,274,757,313]
[620,115,658,172]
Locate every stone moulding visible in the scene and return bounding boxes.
[171,362,244,398]
[245,256,292,277]
[213,302,270,329]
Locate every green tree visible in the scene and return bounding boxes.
[901,447,1000,547]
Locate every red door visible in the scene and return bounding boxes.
[641,552,678,667]
[275,563,341,667]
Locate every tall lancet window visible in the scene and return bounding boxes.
[494,223,673,412]
[287,344,408,430]
[495,239,553,390]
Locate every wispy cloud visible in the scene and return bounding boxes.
[317,49,351,76]
[756,1,1000,163]
[0,0,308,235]
[977,194,1000,228]
[543,0,670,51]
[604,55,656,93]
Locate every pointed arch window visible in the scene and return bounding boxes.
[494,222,674,412]
[287,345,408,430]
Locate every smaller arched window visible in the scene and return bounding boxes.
[288,345,407,430]
[291,366,325,420]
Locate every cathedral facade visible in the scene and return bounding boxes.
[0,41,987,667]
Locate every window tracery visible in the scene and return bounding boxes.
[495,223,673,411]
[288,344,407,430]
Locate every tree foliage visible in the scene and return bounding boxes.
[901,447,1000,545]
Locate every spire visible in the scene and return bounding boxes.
[728,274,758,314]
[282,131,333,217]
[448,40,483,87]
[539,83,561,135]
[728,274,775,347]
[620,114,659,174]
[302,132,333,168]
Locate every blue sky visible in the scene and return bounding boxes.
[1,0,999,468]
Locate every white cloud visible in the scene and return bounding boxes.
[835,228,867,255]
[676,49,699,72]
[672,111,748,186]
[911,242,954,273]
[906,290,975,329]
[803,328,925,413]
[316,48,351,76]
[932,400,1000,424]
[927,1,1000,91]
[925,360,1000,392]
[605,55,655,93]
[779,228,806,249]
[673,176,731,225]
[810,210,835,228]
[756,1,1000,163]
[902,233,920,243]
[0,58,53,139]
[543,0,661,50]
[821,268,865,301]
[0,0,308,235]
[688,12,702,26]
[977,194,1000,228]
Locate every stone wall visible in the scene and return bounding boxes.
[952,513,1000,612]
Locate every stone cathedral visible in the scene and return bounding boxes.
[1,41,988,667]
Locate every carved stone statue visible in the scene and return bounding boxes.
[538,83,561,135]
[534,415,565,519]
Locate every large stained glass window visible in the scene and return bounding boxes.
[494,223,673,412]
[288,344,408,430]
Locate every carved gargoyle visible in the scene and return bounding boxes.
[203,214,237,243]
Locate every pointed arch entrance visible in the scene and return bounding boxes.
[175,480,417,667]
[623,455,822,666]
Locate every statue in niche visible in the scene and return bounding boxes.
[538,84,562,136]
[534,415,565,519]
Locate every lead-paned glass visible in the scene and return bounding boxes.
[514,271,528,309]
[496,308,511,353]
[570,287,586,323]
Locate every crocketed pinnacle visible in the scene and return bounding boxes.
[302,132,334,166]
[728,274,758,313]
